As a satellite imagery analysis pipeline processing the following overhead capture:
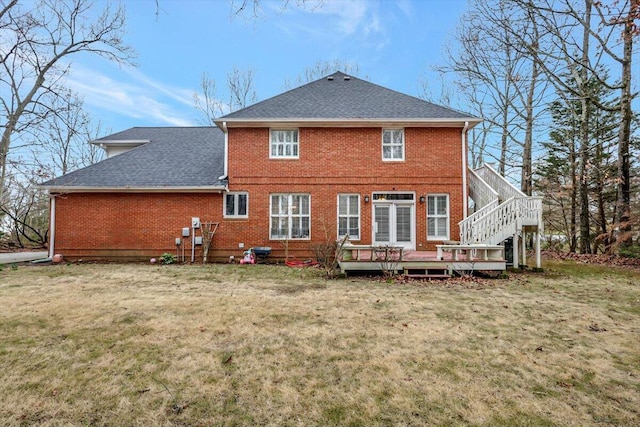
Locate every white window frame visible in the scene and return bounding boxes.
[337,194,360,241]
[270,129,299,159]
[224,192,249,218]
[427,194,449,240]
[270,193,311,240]
[382,128,405,161]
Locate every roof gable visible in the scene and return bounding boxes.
[218,71,477,123]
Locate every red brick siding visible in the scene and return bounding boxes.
[54,127,465,261]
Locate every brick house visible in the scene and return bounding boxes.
[42,72,542,270]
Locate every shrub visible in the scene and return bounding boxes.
[159,253,177,265]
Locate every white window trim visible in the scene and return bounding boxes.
[427,194,450,240]
[269,193,311,240]
[337,194,361,241]
[382,128,405,162]
[224,192,249,218]
[269,129,299,159]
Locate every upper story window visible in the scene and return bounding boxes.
[224,192,248,218]
[270,129,299,159]
[382,129,404,161]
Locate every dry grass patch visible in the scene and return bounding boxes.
[0,261,638,426]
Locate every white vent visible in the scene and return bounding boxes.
[327,76,334,81]
[343,76,351,81]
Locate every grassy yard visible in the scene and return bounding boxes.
[0,261,638,426]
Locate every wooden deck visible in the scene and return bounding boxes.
[338,246,506,277]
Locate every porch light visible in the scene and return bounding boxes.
[364,195,370,203]
[420,196,426,204]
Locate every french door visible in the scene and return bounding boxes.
[373,195,415,249]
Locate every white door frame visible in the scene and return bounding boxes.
[371,192,416,250]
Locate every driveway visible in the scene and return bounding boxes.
[0,251,49,265]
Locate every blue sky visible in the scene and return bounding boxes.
[66,0,469,133]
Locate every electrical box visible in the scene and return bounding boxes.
[182,227,190,237]
[175,238,182,246]
[194,236,203,245]
[191,217,201,228]
[239,243,244,249]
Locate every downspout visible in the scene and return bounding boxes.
[461,121,469,219]
[48,194,56,259]
[218,121,228,181]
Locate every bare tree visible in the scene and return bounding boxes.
[439,0,549,180]
[283,60,366,90]
[0,0,134,203]
[229,0,323,18]
[193,67,258,125]
[193,72,225,126]
[227,66,257,111]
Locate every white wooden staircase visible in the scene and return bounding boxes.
[456,164,544,269]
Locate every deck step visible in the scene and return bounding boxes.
[404,268,451,279]
[404,274,451,279]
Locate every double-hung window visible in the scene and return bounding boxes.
[382,129,404,161]
[224,192,248,218]
[270,129,299,159]
[427,194,449,240]
[337,194,360,240]
[270,194,310,239]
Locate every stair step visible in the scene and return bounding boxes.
[404,274,450,279]
[404,268,451,279]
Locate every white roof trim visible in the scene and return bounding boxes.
[43,185,227,193]
[216,118,481,129]
[90,139,150,146]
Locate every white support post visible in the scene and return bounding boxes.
[522,229,527,267]
[535,231,541,269]
[512,231,519,269]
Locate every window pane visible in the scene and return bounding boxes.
[428,217,436,236]
[238,194,247,216]
[428,197,435,215]
[437,218,447,236]
[338,217,348,236]
[437,197,447,215]
[225,194,235,216]
[292,144,298,157]
[292,130,298,142]
[300,195,309,214]
[349,196,359,214]
[383,145,391,158]
[338,195,347,215]
[393,146,402,159]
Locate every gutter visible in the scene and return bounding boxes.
[48,194,56,259]
[461,121,469,219]
[40,186,227,193]
[219,121,228,181]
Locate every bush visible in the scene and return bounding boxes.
[159,253,177,265]
[619,245,640,259]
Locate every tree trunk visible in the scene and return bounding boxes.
[616,14,633,251]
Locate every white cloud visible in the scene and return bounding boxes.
[65,65,196,127]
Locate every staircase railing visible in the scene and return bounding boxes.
[459,199,499,244]
[468,168,499,210]
[474,164,526,201]
[463,196,521,245]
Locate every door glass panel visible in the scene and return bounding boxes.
[374,206,390,242]
[396,205,412,242]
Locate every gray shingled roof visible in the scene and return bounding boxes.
[219,71,477,121]
[42,127,226,189]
